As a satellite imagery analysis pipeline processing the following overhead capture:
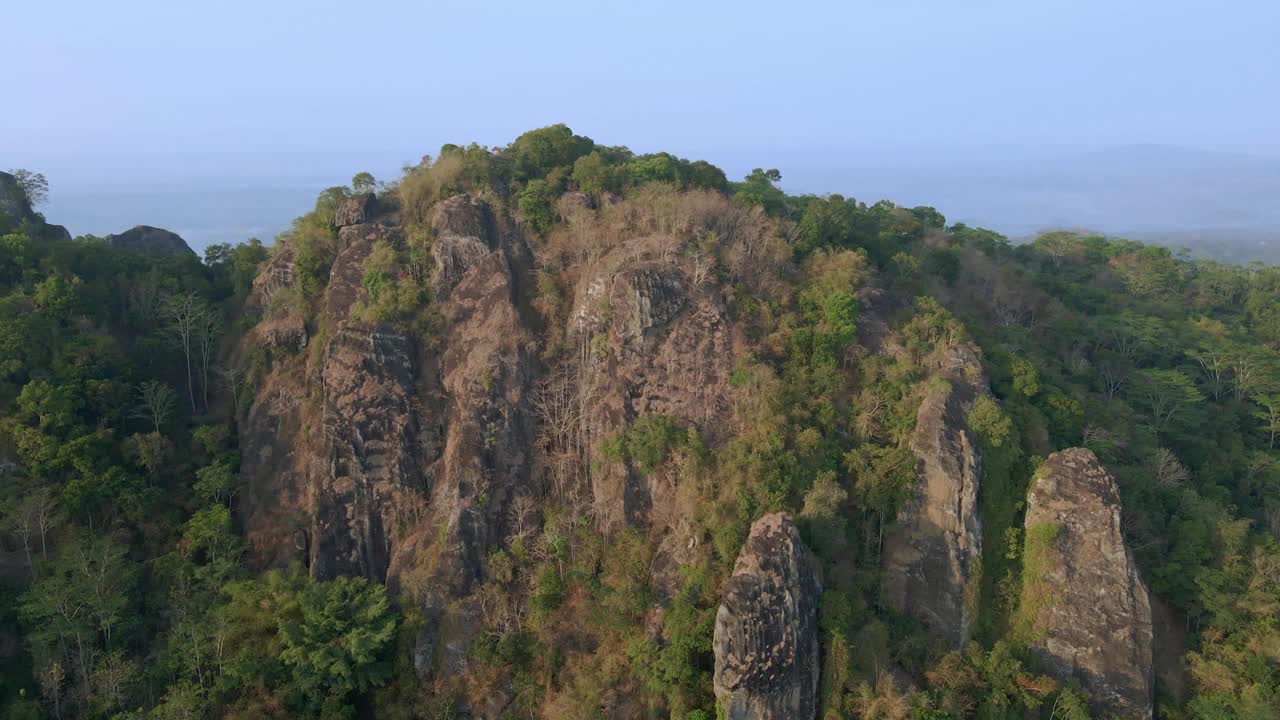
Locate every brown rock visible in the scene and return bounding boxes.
[327,223,402,322]
[335,192,377,227]
[309,323,422,581]
[1022,448,1153,719]
[557,190,594,216]
[882,344,987,646]
[246,244,297,313]
[569,253,733,534]
[432,193,496,246]
[714,513,820,720]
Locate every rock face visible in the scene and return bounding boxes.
[238,202,427,581]
[0,172,34,224]
[570,248,733,532]
[0,172,70,239]
[1022,448,1153,720]
[335,192,377,228]
[714,513,820,720]
[107,225,196,256]
[390,195,535,595]
[882,344,987,646]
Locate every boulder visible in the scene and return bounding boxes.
[882,344,987,646]
[107,225,196,256]
[714,513,820,720]
[432,193,496,247]
[1022,448,1153,719]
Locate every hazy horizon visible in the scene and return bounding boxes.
[12,141,1279,265]
[7,1,1280,260]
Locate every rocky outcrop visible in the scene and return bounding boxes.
[0,171,70,239]
[239,202,425,581]
[882,344,987,647]
[570,250,733,533]
[383,195,536,676]
[714,513,820,720]
[0,172,29,222]
[335,192,377,228]
[308,216,422,582]
[1022,448,1153,719]
[246,244,297,313]
[107,225,196,256]
[309,322,422,581]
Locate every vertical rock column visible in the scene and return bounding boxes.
[1022,448,1154,719]
[713,513,820,720]
[882,345,987,646]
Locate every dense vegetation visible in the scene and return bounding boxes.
[2,126,1279,719]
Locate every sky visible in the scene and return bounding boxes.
[7,0,1279,158]
[4,0,1280,252]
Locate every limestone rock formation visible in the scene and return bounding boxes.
[714,513,820,720]
[107,225,196,256]
[882,343,987,646]
[1022,448,1153,719]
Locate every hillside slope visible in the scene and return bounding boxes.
[1,126,1279,720]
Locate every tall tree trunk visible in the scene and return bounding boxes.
[184,340,196,413]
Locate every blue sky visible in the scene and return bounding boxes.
[7,0,1279,159]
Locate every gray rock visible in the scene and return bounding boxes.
[714,513,820,720]
[882,344,987,647]
[1023,448,1153,719]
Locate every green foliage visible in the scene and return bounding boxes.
[732,168,786,215]
[571,151,616,193]
[923,246,961,285]
[7,168,49,207]
[356,239,423,323]
[508,124,595,181]
[4,131,1280,720]
[516,178,558,238]
[279,575,399,700]
[607,414,686,474]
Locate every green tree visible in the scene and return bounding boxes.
[351,172,377,193]
[1131,368,1204,434]
[8,168,49,207]
[279,575,398,701]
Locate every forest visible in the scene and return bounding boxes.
[1,125,1279,720]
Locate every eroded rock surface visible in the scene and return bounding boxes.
[1023,448,1153,720]
[335,192,377,228]
[570,251,733,532]
[714,513,820,720]
[882,344,987,646]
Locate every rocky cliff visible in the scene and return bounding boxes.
[1022,448,1154,719]
[714,513,820,720]
[386,193,537,610]
[882,343,987,646]
[0,171,70,239]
